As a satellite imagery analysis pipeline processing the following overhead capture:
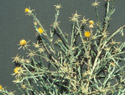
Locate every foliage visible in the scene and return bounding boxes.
[0,0,125,95]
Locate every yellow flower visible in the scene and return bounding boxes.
[18,40,30,50]
[14,67,23,75]
[84,31,91,37]
[0,84,3,89]
[20,39,27,46]
[25,7,34,16]
[89,20,94,25]
[25,8,30,13]
[38,27,44,34]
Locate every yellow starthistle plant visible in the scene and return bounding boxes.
[4,1,124,95]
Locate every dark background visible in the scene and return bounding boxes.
[0,0,124,94]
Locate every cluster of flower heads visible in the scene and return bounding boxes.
[69,12,95,38]
[10,8,48,84]
[25,7,44,34]
[25,5,96,40]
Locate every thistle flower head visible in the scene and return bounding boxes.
[38,48,45,53]
[33,41,40,48]
[25,8,30,13]
[54,4,62,10]
[21,84,26,89]
[25,7,34,16]
[89,24,94,29]
[12,54,21,63]
[84,31,91,37]
[69,11,81,22]
[27,50,37,58]
[81,17,89,25]
[89,20,94,25]
[38,27,44,34]
[92,0,100,7]
[20,39,26,46]
[52,21,60,29]
[13,67,24,77]
[20,57,25,63]
[18,39,30,50]
[25,59,31,64]
[0,85,3,89]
